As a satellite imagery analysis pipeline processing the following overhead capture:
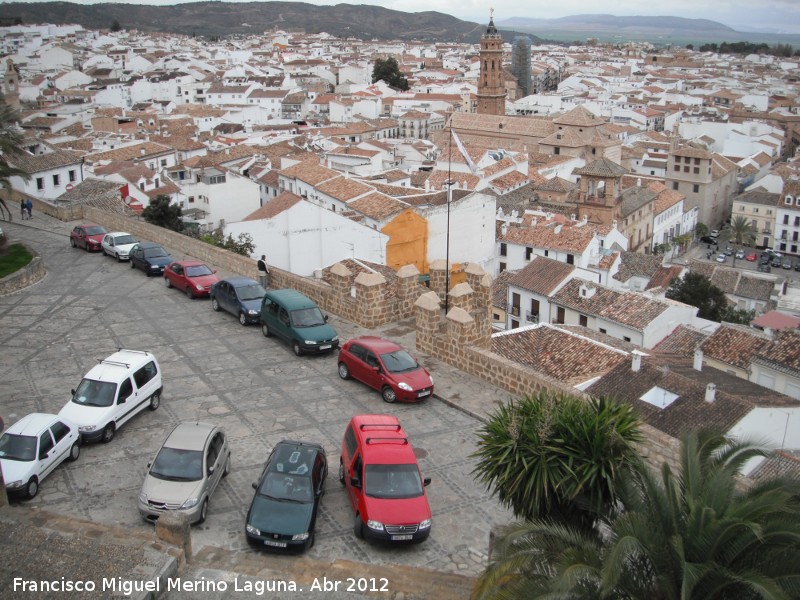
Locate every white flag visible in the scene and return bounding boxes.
[451,129,478,174]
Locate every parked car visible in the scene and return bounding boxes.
[760,253,771,265]
[758,263,772,273]
[715,254,726,263]
[783,259,793,270]
[245,440,327,551]
[210,277,266,325]
[0,413,81,499]
[724,246,734,256]
[338,336,434,403]
[70,224,108,252]
[130,242,172,276]
[772,257,783,268]
[700,235,717,244]
[340,414,431,544]
[101,232,138,261]
[710,229,720,238]
[138,422,230,524]
[260,289,339,356]
[59,349,162,443]
[745,252,757,262]
[735,250,745,260]
[795,262,800,272]
[164,261,219,299]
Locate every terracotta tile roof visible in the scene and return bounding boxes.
[535,176,576,193]
[8,148,82,172]
[672,145,713,159]
[752,328,800,376]
[751,311,800,331]
[348,192,408,221]
[539,128,589,148]
[279,160,338,186]
[747,451,800,483]
[53,178,134,215]
[448,111,554,138]
[492,324,628,385]
[501,222,595,253]
[242,191,302,221]
[490,170,529,191]
[653,324,710,356]
[733,189,781,207]
[317,176,373,202]
[653,187,684,214]
[646,265,683,291]
[552,105,605,127]
[492,269,515,310]
[551,279,670,331]
[573,157,627,178]
[507,256,575,295]
[700,323,773,370]
[86,141,173,164]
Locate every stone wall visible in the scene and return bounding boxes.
[0,244,46,296]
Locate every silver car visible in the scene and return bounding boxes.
[138,422,230,524]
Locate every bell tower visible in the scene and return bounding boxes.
[3,59,20,109]
[477,10,506,116]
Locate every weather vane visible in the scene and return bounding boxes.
[490,7,494,20]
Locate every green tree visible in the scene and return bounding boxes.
[141,195,183,232]
[472,392,641,530]
[666,271,731,322]
[695,222,710,238]
[721,215,757,246]
[474,429,800,600]
[652,242,672,256]
[0,93,29,222]
[371,57,409,91]
[200,229,254,256]
[111,20,122,32]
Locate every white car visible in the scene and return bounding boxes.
[101,232,139,262]
[59,349,163,444]
[0,413,81,499]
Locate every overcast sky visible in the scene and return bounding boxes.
[5,0,800,34]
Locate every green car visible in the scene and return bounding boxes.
[259,289,339,356]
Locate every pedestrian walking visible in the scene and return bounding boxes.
[257,255,269,289]
[25,198,32,219]
[20,198,27,220]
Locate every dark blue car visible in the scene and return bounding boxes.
[129,242,172,276]
[210,277,266,325]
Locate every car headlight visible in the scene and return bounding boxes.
[138,491,148,504]
[248,309,258,315]
[78,425,97,432]
[304,340,316,345]
[419,519,432,530]
[181,497,199,509]
[195,284,204,290]
[6,480,24,489]
[367,520,384,531]
[398,382,413,391]
[332,335,338,342]
[291,532,309,541]
[245,524,261,536]
[429,375,434,386]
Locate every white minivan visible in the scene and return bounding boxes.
[59,349,163,444]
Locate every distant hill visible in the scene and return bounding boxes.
[0,1,536,43]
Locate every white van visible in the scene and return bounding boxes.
[59,350,163,444]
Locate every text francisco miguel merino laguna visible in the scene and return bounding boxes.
[14,576,306,595]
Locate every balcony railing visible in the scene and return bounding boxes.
[510,306,520,317]
[526,311,539,323]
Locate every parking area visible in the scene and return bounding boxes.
[0,221,512,576]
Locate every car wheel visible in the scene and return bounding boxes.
[238,312,247,326]
[292,342,303,357]
[198,498,208,524]
[338,459,345,485]
[338,362,350,380]
[223,455,231,477]
[261,323,271,337]
[164,277,172,288]
[70,238,77,248]
[354,514,364,539]
[26,476,39,499]
[101,423,115,443]
[68,440,80,462]
[116,253,122,263]
[381,386,397,403]
[130,260,136,269]
[186,287,195,299]
[211,298,220,312]
[149,391,161,411]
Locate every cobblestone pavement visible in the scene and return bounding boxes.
[0,217,514,586]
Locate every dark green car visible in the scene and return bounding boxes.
[259,289,339,356]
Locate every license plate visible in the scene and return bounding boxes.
[263,540,287,548]
[319,344,331,350]
[391,534,413,541]
[417,390,430,398]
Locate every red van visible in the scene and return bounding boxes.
[340,414,432,543]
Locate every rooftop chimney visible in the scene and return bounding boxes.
[705,383,716,403]
[631,350,642,372]
[693,349,703,371]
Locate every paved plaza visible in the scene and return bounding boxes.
[0,217,514,591]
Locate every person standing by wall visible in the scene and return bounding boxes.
[257,255,269,289]
[25,198,32,219]
[20,198,26,220]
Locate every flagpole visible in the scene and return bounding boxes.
[445,123,453,314]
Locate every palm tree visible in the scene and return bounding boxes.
[474,429,800,600]
[0,93,29,221]
[472,392,642,530]
[721,215,757,247]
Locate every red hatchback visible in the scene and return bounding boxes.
[164,261,220,299]
[337,336,434,403]
[70,224,108,252]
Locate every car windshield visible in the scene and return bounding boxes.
[85,226,106,235]
[72,378,117,407]
[290,307,326,328]
[0,433,37,462]
[379,350,419,373]
[186,265,213,277]
[149,447,203,482]
[257,472,313,503]
[365,464,424,499]
[144,248,168,258]
[235,283,266,301]
[114,235,136,245]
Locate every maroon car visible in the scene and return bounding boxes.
[337,336,434,403]
[164,260,220,299]
[70,224,108,252]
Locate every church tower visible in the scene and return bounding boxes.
[3,59,21,109]
[477,11,506,115]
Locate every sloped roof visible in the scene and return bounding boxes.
[507,256,575,295]
[573,157,627,178]
[242,191,302,221]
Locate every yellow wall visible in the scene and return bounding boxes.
[384,209,428,273]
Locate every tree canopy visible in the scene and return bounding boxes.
[141,195,183,232]
[666,271,753,324]
[0,93,29,221]
[372,57,409,90]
